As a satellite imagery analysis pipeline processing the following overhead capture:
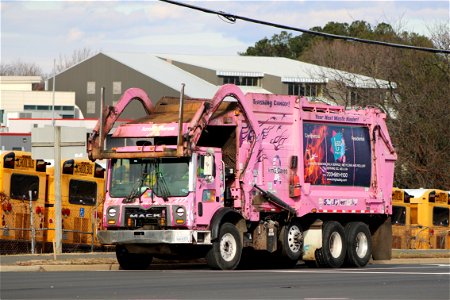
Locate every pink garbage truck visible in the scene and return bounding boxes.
[87,84,397,270]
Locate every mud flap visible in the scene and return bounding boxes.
[371,217,392,260]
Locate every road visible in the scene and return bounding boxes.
[1,263,449,299]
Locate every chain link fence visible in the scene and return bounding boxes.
[392,225,450,250]
[1,199,110,255]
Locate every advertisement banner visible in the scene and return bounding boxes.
[303,122,371,187]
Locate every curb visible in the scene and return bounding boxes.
[2,258,449,272]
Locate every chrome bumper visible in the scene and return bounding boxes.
[97,229,211,245]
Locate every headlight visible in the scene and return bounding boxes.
[108,208,117,217]
[176,207,185,217]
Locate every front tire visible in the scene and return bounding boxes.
[344,222,372,267]
[116,245,153,270]
[206,223,242,270]
[316,221,346,268]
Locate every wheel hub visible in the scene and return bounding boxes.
[220,233,237,262]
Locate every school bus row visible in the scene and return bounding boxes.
[1,150,448,253]
[392,188,449,249]
[0,151,105,254]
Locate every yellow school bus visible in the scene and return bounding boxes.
[45,159,105,251]
[392,188,449,249]
[391,188,412,249]
[0,151,49,253]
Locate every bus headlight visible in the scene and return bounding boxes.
[108,208,117,217]
[176,207,185,217]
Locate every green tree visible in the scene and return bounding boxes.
[241,21,450,189]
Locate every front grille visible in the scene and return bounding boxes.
[124,207,166,229]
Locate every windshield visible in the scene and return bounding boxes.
[109,158,189,198]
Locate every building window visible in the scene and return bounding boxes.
[349,90,358,105]
[113,81,122,95]
[222,76,259,86]
[87,101,96,114]
[287,83,321,97]
[87,81,96,94]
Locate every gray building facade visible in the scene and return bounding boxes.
[48,52,392,120]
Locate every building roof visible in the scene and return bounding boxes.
[102,52,273,96]
[0,76,42,84]
[156,54,394,89]
[103,52,219,99]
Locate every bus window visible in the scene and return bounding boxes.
[10,174,39,200]
[433,207,449,227]
[392,206,407,225]
[68,179,97,206]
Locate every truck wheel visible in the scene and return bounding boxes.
[116,245,153,270]
[206,223,242,270]
[344,222,372,267]
[316,221,346,268]
[280,221,303,263]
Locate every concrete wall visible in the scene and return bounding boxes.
[0,133,31,151]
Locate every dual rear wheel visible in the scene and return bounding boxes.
[315,221,371,268]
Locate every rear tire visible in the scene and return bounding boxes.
[344,222,372,267]
[316,221,346,268]
[206,223,242,270]
[116,245,153,270]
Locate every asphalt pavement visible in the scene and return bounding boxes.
[0,249,449,272]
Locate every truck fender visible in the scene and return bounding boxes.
[210,208,246,241]
[302,219,323,261]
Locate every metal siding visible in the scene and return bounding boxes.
[54,54,180,119]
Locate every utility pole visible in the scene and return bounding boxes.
[54,126,62,254]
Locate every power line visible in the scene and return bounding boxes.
[159,0,450,54]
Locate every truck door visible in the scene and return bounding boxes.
[195,151,224,225]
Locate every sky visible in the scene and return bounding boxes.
[1,0,449,74]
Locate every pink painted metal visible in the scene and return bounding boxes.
[91,84,397,265]
[87,88,155,160]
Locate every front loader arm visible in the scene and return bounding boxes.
[186,84,261,152]
[185,84,263,217]
[87,88,155,161]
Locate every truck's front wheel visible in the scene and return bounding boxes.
[116,245,153,270]
[206,223,242,270]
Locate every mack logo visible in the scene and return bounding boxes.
[129,213,160,219]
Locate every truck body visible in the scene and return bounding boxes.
[88,84,397,270]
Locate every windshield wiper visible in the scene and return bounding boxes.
[123,163,149,204]
[156,171,170,201]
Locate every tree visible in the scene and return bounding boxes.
[240,31,299,58]
[241,21,450,189]
[0,60,43,76]
[298,25,449,189]
[54,48,97,74]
